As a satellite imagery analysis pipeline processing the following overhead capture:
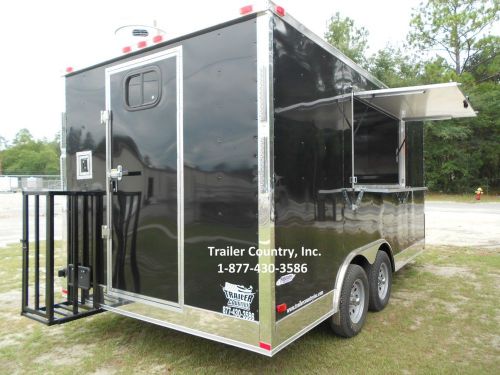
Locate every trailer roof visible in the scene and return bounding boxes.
[354,82,476,121]
[65,2,386,90]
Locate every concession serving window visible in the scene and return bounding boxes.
[351,82,476,188]
[352,99,400,185]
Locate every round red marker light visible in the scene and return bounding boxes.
[240,5,253,15]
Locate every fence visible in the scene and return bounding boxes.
[0,175,62,192]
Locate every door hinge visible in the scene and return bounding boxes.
[101,225,109,239]
[100,110,111,125]
[349,176,358,184]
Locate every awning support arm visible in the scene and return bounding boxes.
[337,100,352,129]
[396,136,407,162]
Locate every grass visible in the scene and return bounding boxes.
[1,242,499,374]
[426,192,500,203]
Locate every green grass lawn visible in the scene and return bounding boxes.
[1,242,499,374]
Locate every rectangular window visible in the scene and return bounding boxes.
[124,66,161,110]
[353,99,400,185]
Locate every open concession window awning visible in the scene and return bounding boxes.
[354,82,476,121]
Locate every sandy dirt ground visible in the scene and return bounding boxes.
[425,202,500,248]
[0,192,499,248]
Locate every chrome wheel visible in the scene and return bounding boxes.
[349,279,365,324]
[377,262,389,300]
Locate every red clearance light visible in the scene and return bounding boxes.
[137,40,147,48]
[275,5,285,16]
[122,46,132,53]
[259,342,271,351]
[65,67,73,73]
[153,35,163,43]
[240,5,253,15]
[276,303,287,313]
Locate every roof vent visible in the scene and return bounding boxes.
[132,29,149,37]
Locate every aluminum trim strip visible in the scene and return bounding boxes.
[183,303,260,325]
[354,82,459,97]
[101,304,271,357]
[318,187,428,194]
[394,239,425,272]
[351,92,355,189]
[106,289,181,311]
[256,10,276,348]
[399,120,406,187]
[272,309,335,356]
[275,290,334,323]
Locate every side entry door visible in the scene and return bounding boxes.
[104,47,183,307]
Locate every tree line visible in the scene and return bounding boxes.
[326,0,499,193]
[0,0,498,193]
[0,129,60,175]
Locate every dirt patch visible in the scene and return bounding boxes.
[91,367,118,375]
[409,316,423,331]
[491,335,500,350]
[423,265,474,278]
[391,290,429,305]
[0,332,28,349]
[0,290,21,305]
[440,301,460,314]
[33,343,96,367]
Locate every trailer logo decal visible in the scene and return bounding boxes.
[222,282,255,311]
[276,273,295,286]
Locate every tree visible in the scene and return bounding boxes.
[13,128,34,145]
[0,136,7,151]
[424,82,500,193]
[466,35,500,82]
[325,12,369,65]
[420,56,459,84]
[0,129,60,175]
[368,46,423,87]
[408,0,499,74]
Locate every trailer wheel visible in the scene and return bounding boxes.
[368,251,392,312]
[330,264,369,338]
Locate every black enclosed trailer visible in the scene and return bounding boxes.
[21,2,475,356]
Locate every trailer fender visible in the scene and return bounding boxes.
[332,239,393,316]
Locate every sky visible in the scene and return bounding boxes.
[0,0,495,142]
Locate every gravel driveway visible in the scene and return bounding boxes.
[425,202,500,248]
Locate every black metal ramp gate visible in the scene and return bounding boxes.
[21,191,104,325]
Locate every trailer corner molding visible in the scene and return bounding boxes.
[20,1,475,357]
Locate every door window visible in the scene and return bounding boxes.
[124,67,161,110]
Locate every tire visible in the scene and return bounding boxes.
[368,251,392,312]
[330,264,369,338]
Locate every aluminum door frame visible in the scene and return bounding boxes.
[104,46,184,310]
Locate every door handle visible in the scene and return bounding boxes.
[109,165,142,181]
